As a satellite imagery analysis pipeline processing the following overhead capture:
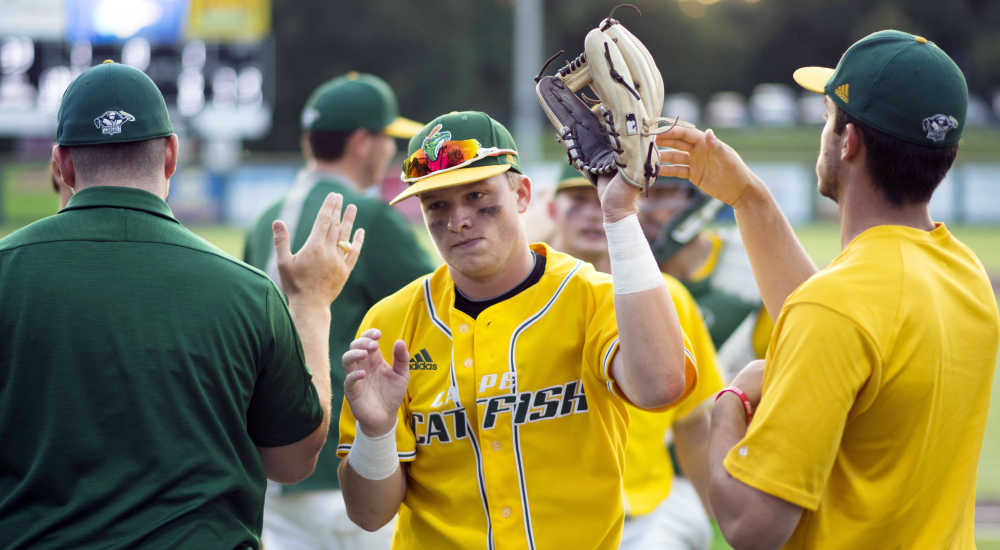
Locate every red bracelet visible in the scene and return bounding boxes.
[715,386,754,425]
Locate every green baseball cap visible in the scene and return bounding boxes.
[390,111,521,205]
[793,29,967,147]
[57,60,173,146]
[555,163,591,193]
[301,72,421,139]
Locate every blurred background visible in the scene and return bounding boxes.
[1,0,999,547]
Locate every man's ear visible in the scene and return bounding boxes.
[842,123,862,162]
[514,173,532,213]
[164,134,179,180]
[52,145,76,189]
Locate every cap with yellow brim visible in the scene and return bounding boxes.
[384,117,424,139]
[301,72,421,139]
[792,29,967,147]
[791,66,834,94]
[390,111,521,205]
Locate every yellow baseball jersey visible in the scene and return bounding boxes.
[724,224,1000,549]
[623,274,722,516]
[338,243,696,550]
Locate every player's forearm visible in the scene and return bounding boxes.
[708,394,800,549]
[287,298,333,440]
[731,181,817,316]
[613,286,687,408]
[338,459,406,531]
[674,403,714,518]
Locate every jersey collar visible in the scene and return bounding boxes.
[60,186,179,223]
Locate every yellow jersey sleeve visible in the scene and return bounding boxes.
[723,302,877,510]
[577,269,623,395]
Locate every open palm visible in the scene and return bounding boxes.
[342,328,410,437]
[655,126,759,207]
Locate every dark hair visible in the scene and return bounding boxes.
[833,107,957,206]
[307,129,354,162]
[67,138,167,181]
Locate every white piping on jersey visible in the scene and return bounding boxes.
[423,277,495,550]
[603,337,620,395]
[424,277,453,338]
[601,339,698,399]
[505,259,583,550]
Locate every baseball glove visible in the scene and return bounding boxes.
[535,5,672,192]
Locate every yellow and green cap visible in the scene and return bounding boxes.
[793,29,967,147]
[301,72,421,139]
[390,111,521,205]
[555,163,592,193]
[57,61,173,146]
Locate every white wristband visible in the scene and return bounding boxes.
[604,214,665,294]
[347,420,399,480]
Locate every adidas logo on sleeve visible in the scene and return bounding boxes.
[410,349,438,371]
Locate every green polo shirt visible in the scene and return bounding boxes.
[0,186,323,549]
[244,171,435,492]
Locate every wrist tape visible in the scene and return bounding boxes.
[604,214,665,294]
[347,420,399,480]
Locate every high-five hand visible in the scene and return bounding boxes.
[342,328,410,437]
[272,192,365,306]
[656,126,762,208]
[595,172,641,223]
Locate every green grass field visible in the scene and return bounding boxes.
[3,219,1000,546]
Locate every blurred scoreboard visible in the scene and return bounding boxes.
[0,0,274,139]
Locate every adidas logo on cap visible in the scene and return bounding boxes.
[834,83,849,103]
[409,348,438,371]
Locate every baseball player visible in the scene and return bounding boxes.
[548,164,723,550]
[0,62,363,548]
[658,30,1000,548]
[546,163,610,273]
[336,110,697,550]
[243,73,434,550]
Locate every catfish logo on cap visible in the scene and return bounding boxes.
[94,110,136,136]
[421,124,451,162]
[922,114,959,143]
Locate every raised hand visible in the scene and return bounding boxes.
[342,328,410,437]
[656,126,762,208]
[272,192,365,306]
[595,172,641,223]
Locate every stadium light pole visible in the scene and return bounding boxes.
[512,0,543,166]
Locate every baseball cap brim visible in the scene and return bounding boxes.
[389,164,512,205]
[793,66,835,94]
[385,116,424,139]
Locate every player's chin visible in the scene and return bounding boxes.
[442,249,495,276]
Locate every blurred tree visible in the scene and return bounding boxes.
[250,0,999,152]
